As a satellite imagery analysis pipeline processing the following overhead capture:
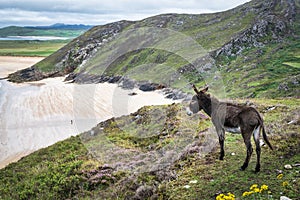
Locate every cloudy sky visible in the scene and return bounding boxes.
[0,0,250,27]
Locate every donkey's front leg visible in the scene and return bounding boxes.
[217,128,225,160]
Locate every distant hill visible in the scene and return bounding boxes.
[26,23,93,30]
[0,24,93,38]
[8,0,300,98]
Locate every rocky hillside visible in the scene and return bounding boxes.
[7,0,299,98]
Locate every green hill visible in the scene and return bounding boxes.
[0,24,92,38]
[8,0,300,98]
[0,24,93,57]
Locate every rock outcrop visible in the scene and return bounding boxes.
[214,0,297,57]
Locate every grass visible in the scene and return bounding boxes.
[217,38,300,98]
[0,40,68,57]
[283,62,300,69]
[163,98,300,200]
[0,98,299,199]
[0,136,89,199]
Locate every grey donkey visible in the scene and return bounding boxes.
[187,85,273,172]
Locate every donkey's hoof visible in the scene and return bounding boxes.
[219,154,224,160]
[255,167,260,173]
[255,164,260,173]
[240,164,248,171]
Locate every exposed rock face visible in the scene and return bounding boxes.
[65,72,188,100]
[57,20,134,73]
[214,0,297,57]
[139,83,165,92]
[7,66,60,83]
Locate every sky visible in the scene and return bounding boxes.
[0,0,251,28]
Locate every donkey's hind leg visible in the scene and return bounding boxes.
[240,128,253,171]
[253,126,261,172]
[217,128,225,160]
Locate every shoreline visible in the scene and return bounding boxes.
[0,56,181,169]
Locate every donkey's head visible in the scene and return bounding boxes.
[186,84,210,116]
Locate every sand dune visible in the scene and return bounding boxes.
[0,56,178,168]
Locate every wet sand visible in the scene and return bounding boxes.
[0,56,178,169]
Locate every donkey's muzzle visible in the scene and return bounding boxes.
[186,107,193,116]
[188,100,200,115]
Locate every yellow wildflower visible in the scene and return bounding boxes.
[242,191,250,197]
[250,184,258,190]
[282,181,289,187]
[261,184,268,190]
[242,191,254,197]
[227,192,235,198]
[260,184,268,192]
[216,193,235,200]
[216,193,225,200]
[224,192,235,200]
[253,188,260,193]
[277,173,283,179]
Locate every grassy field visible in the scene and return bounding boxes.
[0,98,298,199]
[0,25,90,38]
[0,40,69,57]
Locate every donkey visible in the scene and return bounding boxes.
[187,85,273,172]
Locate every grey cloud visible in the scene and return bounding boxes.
[0,0,249,14]
[0,0,250,27]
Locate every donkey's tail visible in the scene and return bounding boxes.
[256,108,273,150]
[262,125,273,150]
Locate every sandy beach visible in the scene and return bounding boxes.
[0,56,178,169]
[0,56,44,78]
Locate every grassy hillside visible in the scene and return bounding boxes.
[8,0,299,98]
[0,98,299,199]
[217,37,300,98]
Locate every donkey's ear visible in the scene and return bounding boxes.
[200,86,209,93]
[192,84,200,94]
